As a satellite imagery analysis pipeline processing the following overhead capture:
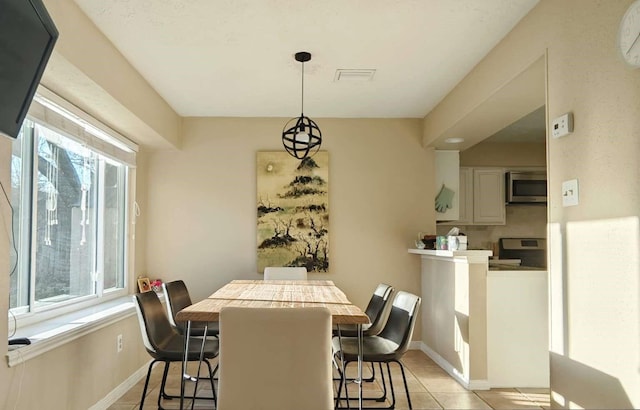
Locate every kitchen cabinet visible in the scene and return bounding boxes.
[434,150,460,221]
[473,168,505,224]
[457,167,473,224]
[439,167,505,225]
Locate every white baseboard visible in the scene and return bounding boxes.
[89,361,150,410]
[419,342,490,391]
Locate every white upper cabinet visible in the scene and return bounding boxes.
[473,168,505,224]
[457,167,473,224]
[434,151,460,221]
[439,167,505,225]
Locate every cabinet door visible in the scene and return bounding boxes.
[473,168,505,224]
[458,167,473,224]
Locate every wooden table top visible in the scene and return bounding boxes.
[176,280,369,325]
[209,280,350,304]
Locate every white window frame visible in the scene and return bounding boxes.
[8,87,137,329]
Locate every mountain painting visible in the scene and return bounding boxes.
[256,151,329,273]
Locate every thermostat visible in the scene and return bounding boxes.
[551,112,574,139]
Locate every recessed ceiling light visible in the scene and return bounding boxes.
[445,137,464,144]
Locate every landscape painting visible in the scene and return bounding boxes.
[257,151,329,273]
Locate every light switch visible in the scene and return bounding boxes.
[562,179,579,207]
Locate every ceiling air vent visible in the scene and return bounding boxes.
[333,69,376,82]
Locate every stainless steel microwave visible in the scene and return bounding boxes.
[506,171,547,203]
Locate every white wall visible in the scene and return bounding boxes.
[424,1,640,407]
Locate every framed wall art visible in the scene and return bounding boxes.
[137,277,151,293]
[256,151,329,273]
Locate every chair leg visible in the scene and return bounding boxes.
[395,359,413,410]
[139,359,159,410]
[336,361,400,410]
[385,362,396,409]
[336,360,389,409]
[160,361,172,400]
[376,362,387,402]
[148,359,218,406]
[158,361,174,409]
[204,359,218,405]
[363,362,376,383]
[334,360,345,409]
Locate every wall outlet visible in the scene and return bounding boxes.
[552,112,574,138]
[117,334,123,353]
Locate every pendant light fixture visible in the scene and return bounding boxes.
[282,51,322,160]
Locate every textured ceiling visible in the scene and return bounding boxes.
[74,0,539,119]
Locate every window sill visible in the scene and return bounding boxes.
[6,292,163,367]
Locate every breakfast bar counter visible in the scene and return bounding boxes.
[409,248,493,390]
[409,248,549,389]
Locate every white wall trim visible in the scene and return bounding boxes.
[89,361,150,410]
[419,342,490,390]
[408,340,422,350]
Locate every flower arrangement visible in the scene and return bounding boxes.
[150,279,163,292]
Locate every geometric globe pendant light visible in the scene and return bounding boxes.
[282,51,322,160]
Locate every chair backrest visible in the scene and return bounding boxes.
[217,307,333,410]
[162,280,193,331]
[363,283,394,335]
[263,266,308,280]
[378,291,421,356]
[133,291,178,356]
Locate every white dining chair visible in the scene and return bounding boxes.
[263,266,308,280]
[217,306,333,410]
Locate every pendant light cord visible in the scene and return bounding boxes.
[300,60,304,115]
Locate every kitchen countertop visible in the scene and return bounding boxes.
[488,264,547,271]
[408,248,493,257]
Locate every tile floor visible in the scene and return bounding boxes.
[109,350,550,410]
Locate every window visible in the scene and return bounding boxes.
[9,89,135,318]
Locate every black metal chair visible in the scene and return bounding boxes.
[333,283,394,383]
[334,283,394,338]
[163,280,219,337]
[333,291,422,409]
[133,291,218,410]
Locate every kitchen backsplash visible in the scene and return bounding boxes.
[436,204,547,250]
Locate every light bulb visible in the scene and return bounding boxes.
[295,130,310,143]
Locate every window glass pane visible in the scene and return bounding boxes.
[33,125,98,307]
[103,160,125,290]
[9,125,29,310]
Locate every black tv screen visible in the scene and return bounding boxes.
[0,0,58,139]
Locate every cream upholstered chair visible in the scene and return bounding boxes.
[217,307,333,410]
[263,266,308,280]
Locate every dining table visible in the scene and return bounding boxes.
[175,279,370,410]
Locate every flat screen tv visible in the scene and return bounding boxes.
[0,0,58,139]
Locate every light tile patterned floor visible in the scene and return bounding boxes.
[109,350,550,410]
